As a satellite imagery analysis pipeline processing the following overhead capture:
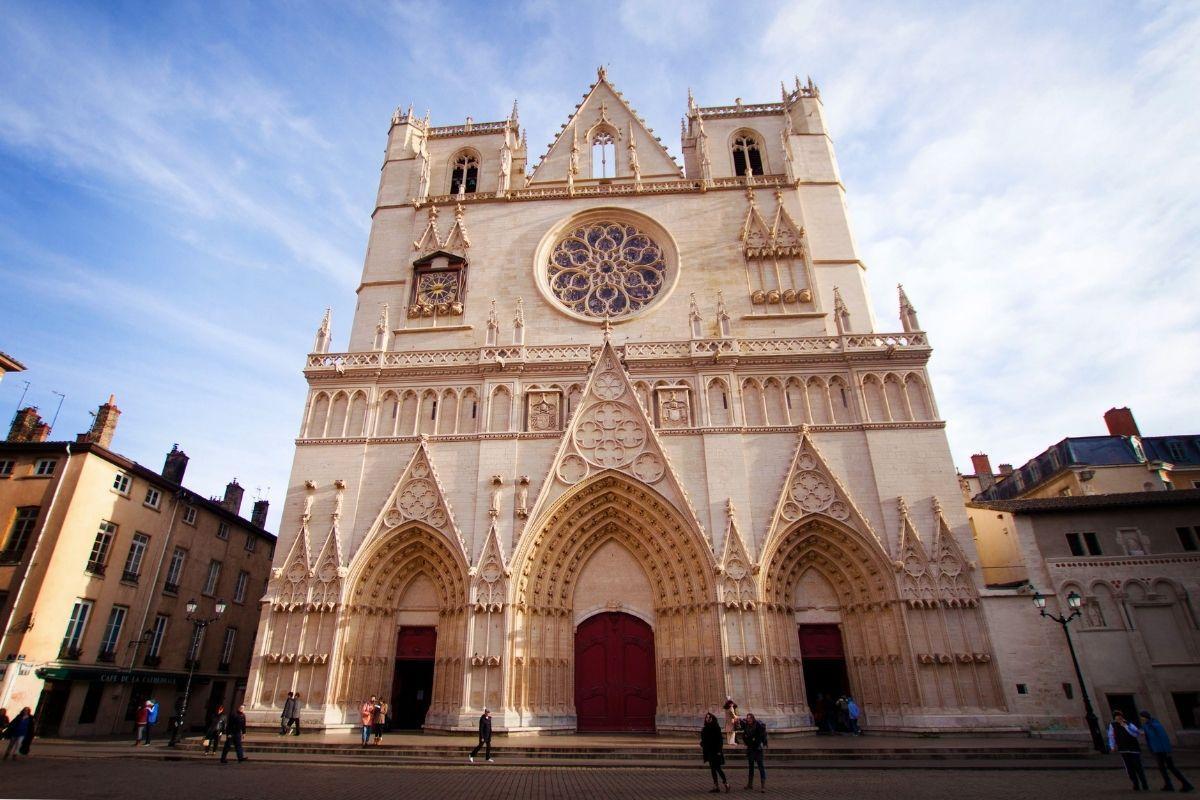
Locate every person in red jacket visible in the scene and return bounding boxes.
[133,700,152,746]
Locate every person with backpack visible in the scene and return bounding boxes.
[1139,710,1195,792]
[742,712,768,793]
[1108,709,1149,792]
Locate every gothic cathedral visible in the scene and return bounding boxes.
[247,69,1064,735]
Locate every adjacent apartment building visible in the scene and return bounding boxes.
[0,397,276,737]
[964,408,1200,745]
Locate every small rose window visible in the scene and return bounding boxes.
[547,221,666,318]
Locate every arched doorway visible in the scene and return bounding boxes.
[575,612,656,732]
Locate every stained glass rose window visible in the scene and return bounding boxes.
[546,222,666,318]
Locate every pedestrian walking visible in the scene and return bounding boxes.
[469,708,493,763]
[723,697,739,745]
[288,692,302,735]
[372,699,388,744]
[220,704,248,763]
[835,695,850,734]
[280,692,298,735]
[359,696,376,747]
[1108,710,1149,791]
[700,712,729,793]
[166,697,186,747]
[742,712,768,793]
[133,700,152,746]
[203,705,226,755]
[847,695,862,735]
[2,707,32,760]
[1139,710,1195,792]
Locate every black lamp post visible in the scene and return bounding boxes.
[1033,589,1106,753]
[179,597,226,737]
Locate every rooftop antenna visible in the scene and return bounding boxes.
[9,379,31,426]
[49,391,66,432]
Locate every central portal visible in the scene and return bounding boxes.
[574,612,656,732]
[392,626,436,730]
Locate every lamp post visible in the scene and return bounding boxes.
[179,597,226,738]
[1033,589,1106,753]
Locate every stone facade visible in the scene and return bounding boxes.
[246,69,1079,735]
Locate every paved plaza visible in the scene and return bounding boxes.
[1,750,1197,800]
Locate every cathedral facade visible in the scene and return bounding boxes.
[246,69,1078,735]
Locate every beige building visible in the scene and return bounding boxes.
[0,398,276,737]
[247,69,1083,736]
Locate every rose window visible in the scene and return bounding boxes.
[547,222,666,318]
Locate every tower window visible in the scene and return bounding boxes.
[732,133,764,177]
[592,131,615,178]
[450,152,479,194]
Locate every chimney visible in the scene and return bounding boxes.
[222,479,244,516]
[251,499,269,529]
[8,407,46,442]
[162,444,189,484]
[81,395,121,449]
[998,463,1014,476]
[970,453,995,489]
[1104,407,1140,437]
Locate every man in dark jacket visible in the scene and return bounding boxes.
[1108,710,1149,791]
[166,697,186,747]
[221,704,248,763]
[742,712,768,792]
[1139,711,1194,792]
[280,692,299,736]
[469,708,493,763]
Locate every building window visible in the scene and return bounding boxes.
[1,506,40,563]
[87,521,117,575]
[182,506,197,526]
[60,599,93,659]
[244,533,256,553]
[219,627,237,670]
[449,151,479,195]
[592,130,615,178]
[545,220,668,319]
[0,459,14,477]
[1063,683,1074,699]
[122,533,150,583]
[143,487,161,510]
[732,132,765,177]
[233,570,249,604]
[112,473,131,495]
[34,459,56,476]
[164,547,186,594]
[1082,531,1102,555]
[1066,531,1101,557]
[1016,683,1029,695]
[1178,526,1199,552]
[203,560,221,596]
[217,522,230,541]
[1166,440,1186,462]
[146,614,168,661]
[98,605,127,662]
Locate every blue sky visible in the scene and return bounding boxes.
[1,1,1197,530]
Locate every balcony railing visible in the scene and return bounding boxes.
[217,661,231,673]
[143,654,161,668]
[58,644,83,661]
[0,549,25,565]
[163,581,180,595]
[84,561,106,577]
[121,570,140,584]
[184,657,200,670]
[96,648,116,663]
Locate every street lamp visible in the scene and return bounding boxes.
[178,597,226,740]
[1032,589,1105,752]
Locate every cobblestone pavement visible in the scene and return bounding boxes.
[0,756,1177,800]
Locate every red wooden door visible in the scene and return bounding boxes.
[575,612,656,732]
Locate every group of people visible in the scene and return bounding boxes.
[811,693,861,735]
[1,707,35,760]
[358,695,390,746]
[707,699,770,792]
[199,703,249,763]
[1108,709,1194,793]
[278,691,302,736]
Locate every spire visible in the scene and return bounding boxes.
[627,119,641,184]
[513,297,526,346]
[898,284,921,332]
[509,98,519,124]
[716,290,731,338]
[688,292,703,339]
[373,304,390,352]
[313,308,332,354]
[687,86,697,113]
[832,287,851,335]
[486,298,499,347]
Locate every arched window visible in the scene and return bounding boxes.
[450,152,479,194]
[732,132,764,177]
[592,131,615,178]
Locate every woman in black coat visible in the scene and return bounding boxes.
[701,712,729,793]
